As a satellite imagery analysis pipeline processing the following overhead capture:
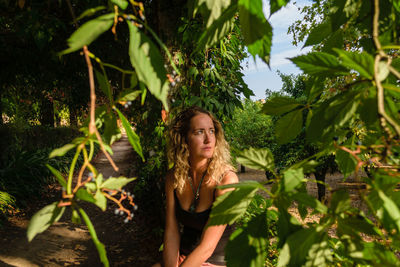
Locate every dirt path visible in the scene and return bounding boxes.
[0,135,161,267]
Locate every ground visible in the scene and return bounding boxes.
[0,138,360,267]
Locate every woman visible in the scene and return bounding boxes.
[157,106,238,267]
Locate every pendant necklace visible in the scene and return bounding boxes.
[188,170,207,213]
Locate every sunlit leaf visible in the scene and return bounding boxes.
[208,181,264,226]
[101,176,136,190]
[94,190,107,211]
[281,168,304,192]
[195,0,231,27]
[270,0,290,15]
[236,147,274,171]
[114,107,144,161]
[60,13,114,55]
[49,143,76,158]
[27,202,65,241]
[46,164,67,188]
[94,69,112,105]
[304,19,332,48]
[334,49,374,79]
[76,6,107,21]
[110,0,128,10]
[127,21,168,109]
[76,188,96,203]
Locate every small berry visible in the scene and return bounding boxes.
[124,104,129,108]
[133,205,138,211]
[130,213,134,218]
[127,192,131,197]
[176,77,181,83]
[119,210,124,216]
[88,172,94,177]
[114,208,119,215]
[127,101,132,106]
[172,70,177,76]
[164,64,168,68]
[122,189,126,194]
[171,82,176,87]
[357,140,362,146]
[333,136,339,141]
[124,218,129,223]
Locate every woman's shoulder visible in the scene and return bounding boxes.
[165,169,176,188]
[219,168,238,186]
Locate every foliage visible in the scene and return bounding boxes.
[204,0,400,266]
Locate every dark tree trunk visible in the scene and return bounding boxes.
[40,99,54,127]
[314,170,327,201]
[240,165,245,173]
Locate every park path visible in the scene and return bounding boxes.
[0,135,161,267]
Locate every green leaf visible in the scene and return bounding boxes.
[195,0,231,27]
[117,89,141,102]
[71,209,81,224]
[127,21,169,109]
[330,190,351,215]
[101,176,136,190]
[27,202,65,241]
[76,188,96,203]
[290,52,349,77]
[261,96,301,115]
[304,19,332,48]
[238,0,272,64]
[197,3,237,50]
[46,164,67,188]
[225,213,268,267]
[305,239,332,267]
[291,192,327,214]
[278,228,323,267]
[377,189,400,232]
[103,113,120,145]
[76,6,107,21]
[49,143,76,158]
[281,168,304,192]
[208,181,264,226]
[114,107,144,161]
[60,13,114,55]
[335,147,357,178]
[94,69,112,104]
[236,147,274,171]
[270,0,290,15]
[78,207,109,266]
[275,109,303,144]
[377,61,390,81]
[94,190,107,211]
[110,0,128,10]
[334,49,374,79]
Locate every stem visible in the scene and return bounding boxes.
[67,147,82,195]
[88,140,95,161]
[83,46,97,135]
[372,0,400,137]
[77,206,109,267]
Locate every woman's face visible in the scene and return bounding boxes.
[187,113,216,161]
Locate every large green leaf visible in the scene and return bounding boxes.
[76,188,96,203]
[78,207,109,267]
[281,168,304,192]
[377,189,400,233]
[334,49,374,79]
[335,146,357,179]
[275,109,303,144]
[305,239,332,267]
[261,96,301,115]
[270,0,290,15]
[94,190,107,211]
[60,13,114,55]
[114,107,144,161]
[27,202,65,241]
[101,176,136,190]
[291,192,327,214]
[225,213,268,267]
[304,19,332,48]
[49,143,76,158]
[117,89,141,102]
[46,164,67,188]
[197,3,237,50]
[330,190,351,215]
[208,181,264,226]
[278,228,324,267]
[195,0,231,27]
[290,52,349,77]
[236,147,274,171]
[110,0,128,10]
[238,0,272,64]
[127,21,168,109]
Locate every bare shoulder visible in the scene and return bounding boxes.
[220,170,239,186]
[165,169,175,189]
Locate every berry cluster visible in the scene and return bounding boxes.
[107,189,138,223]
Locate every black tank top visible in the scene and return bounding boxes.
[174,190,235,265]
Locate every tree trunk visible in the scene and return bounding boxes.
[314,170,327,201]
[240,165,245,173]
[40,99,54,127]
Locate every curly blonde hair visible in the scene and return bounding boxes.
[167,106,234,193]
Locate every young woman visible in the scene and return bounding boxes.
[156,106,238,267]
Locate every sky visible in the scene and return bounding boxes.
[242,0,313,100]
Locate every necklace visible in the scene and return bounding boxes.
[188,170,207,213]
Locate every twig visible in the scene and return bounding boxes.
[372,0,400,137]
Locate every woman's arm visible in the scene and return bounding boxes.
[163,172,181,267]
[181,171,239,267]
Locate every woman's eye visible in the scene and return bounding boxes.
[209,129,215,134]
[195,130,203,135]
